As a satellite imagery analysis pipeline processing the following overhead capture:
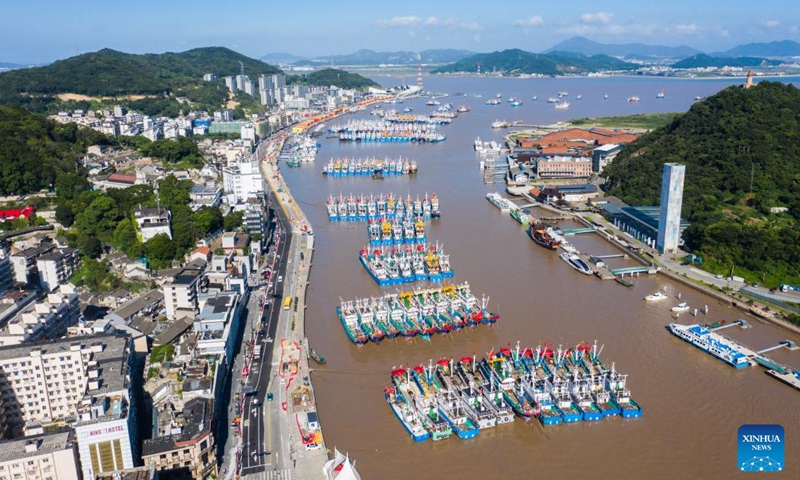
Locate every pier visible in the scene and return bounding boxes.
[610,266,656,276]
[559,227,596,235]
[709,319,751,331]
[756,340,798,354]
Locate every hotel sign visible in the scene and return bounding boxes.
[87,424,125,437]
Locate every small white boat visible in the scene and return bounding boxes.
[532,95,538,101]
[554,101,570,110]
[671,302,690,312]
[603,93,609,100]
[627,96,640,103]
[576,94,582,100]
[644,291,668,301]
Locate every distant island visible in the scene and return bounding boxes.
[432,48,636,76]
[0,47,378,116]
[672,54,781,69]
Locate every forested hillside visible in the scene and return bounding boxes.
[604,82,800,283]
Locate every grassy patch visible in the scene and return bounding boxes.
[571,113,681,130]
[149,344,174,364]
[147,367,159,379]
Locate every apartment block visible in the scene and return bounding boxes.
[162,260,206,320]
[0,284,80,347]
[36,249,80,292]
[134,207,172,242]
[0,431,80,480]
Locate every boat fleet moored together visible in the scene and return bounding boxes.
[337,284,498,344]
[385,340,642,442]
[322,157,418,177]
[359,243,453,285]
[328,119,446,143]
[326,192,440,222]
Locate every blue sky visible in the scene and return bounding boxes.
[1,1,798,63]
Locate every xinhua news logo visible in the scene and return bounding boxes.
[738,424,784,472]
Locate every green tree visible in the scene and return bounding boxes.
[145,233,176,269]
[157,175,192,209]
[223,211,244,231]
[80,258,119,293]
[193,206,223,235]
[55,172,90,201]
[74,195,122,241]
[55,204,75,227]
[77,235,102,258]
[112,218,141,256]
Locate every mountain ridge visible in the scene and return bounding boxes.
[543,36,700,58]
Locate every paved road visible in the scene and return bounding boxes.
[240,196,294,477]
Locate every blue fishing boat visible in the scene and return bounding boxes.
[384,383,430,441]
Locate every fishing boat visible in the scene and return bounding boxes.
[337,301,367,346]
[510,99,523,107]
[546,97,560,103]
[656,90,665,99]
[490,120,508,128]
[671,302,690,312]
[437,389,480,439]
[560,252,593,275]
[592,384,621,417]
[356,299,385,343]
[310,347,326,365]
[550,377,582,423]
[606,367,643,418]
[667,323,751,369]
[486,98,501,106]
[603,93,609,100]
[532,95,538,101]
[627,95,640,103]
[392,369,453,441]
[553,101,570,110]
[644,291,668,301]
[326,195,338,221]
[529,225,561,250]
[576,94,583,100]
[384,383,430,441]
[456,105,471,113]
[569,372,603,421]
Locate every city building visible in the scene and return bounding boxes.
[141,398,216,480]
[194,292,241,358]
[598,198,689,250]
[0,283,80,346]
[535,156,593,179]
[240,124,256,144]
[657,163,686,254]
[243,201,267,237]
[189,184,222,211]
[74,341,139,480]
[222,156,264,204]
[592,143,622,173]
[95,465,157,480]
[223,77,236,93]
[134,207,172,242]
[0,431,81,480]
[162,260,206,320]
[0,333,132,438]
[36,249,80,292]
[10,244,55,285]
[0,248,14,295]
[202,73,216,83]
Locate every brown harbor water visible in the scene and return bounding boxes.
[280,77,800,479]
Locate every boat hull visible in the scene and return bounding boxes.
[385,393,430,442]
[336,307,366,346]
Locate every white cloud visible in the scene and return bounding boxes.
[671,23,700,35]
[424,16,439,26]
[376,16,421,27]
[580,12,613,25]
[514,16,544,28]
[759,20,780,29]
[712,25,731,38]
[444,18,482,31]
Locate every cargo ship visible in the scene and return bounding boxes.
[529,225,561,250]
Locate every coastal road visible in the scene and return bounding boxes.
[240,195,294,477]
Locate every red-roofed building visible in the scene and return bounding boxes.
[92,173,139,190]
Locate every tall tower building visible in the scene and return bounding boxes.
[657,163,686,254]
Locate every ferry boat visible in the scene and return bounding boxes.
[644,291,668,301]
[529,225,561,250]
[384,384,430,441]
[667,323,751,369]
[671,302,690,312]
[560,252,593,275]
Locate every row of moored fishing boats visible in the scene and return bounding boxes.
[327,192,440,222]
[367,217,429,246]
[385,341,643,442]
[328,119,446,142]
[337,284,498,344]
[359,243,453,285]
[322,157,418,176]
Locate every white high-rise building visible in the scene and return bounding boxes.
[241,124,257,143]
[222,155,265,204]
[657,163,686,254]
[224,76,237,93]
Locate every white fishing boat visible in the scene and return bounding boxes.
[671,302,690,312]
[645,291,668,301]
[554,101,570,110]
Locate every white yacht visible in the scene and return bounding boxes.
[644,291,668,301]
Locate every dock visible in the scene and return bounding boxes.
[765,368,800,391]
[559,227,595,235]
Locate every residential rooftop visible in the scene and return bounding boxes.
[0,431,74,463]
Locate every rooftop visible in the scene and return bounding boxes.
[142,398,213,456]
[107,289,163,322]
[0,431,74,463]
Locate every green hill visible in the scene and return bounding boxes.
[672,53,781,69]
[287,68,379,90]
[0,47,281,113]
[603,82,800,284]
[432,48,637,75]
[0,105,108,196]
